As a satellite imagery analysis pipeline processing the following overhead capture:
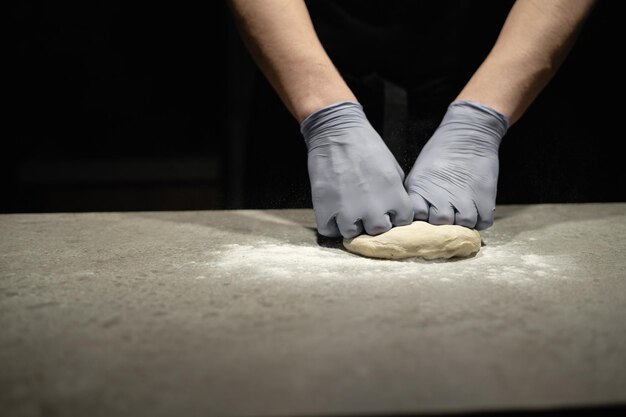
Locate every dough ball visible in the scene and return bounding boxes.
[343,221,481,260]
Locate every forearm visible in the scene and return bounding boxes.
[227,0,356,122]
[457,0,596,124]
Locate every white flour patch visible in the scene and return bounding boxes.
[477,245,568,284]
[205,243,405,280]
[184,241,576,285]
[521,254,552,268]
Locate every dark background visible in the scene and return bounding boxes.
[5,1,623,213]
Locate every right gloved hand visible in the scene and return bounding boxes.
[300,101,413,238]
[404,100,508,230]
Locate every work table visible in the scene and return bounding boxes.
[1,204,625,416]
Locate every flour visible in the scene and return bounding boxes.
[188,239,574,285]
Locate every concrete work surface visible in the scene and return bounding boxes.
[1,204,625,417]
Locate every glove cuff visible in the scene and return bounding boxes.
[300,101,365,148]
[448,100,509,138]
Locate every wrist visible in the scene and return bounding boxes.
[282,65,357,123]
[456,54,549,125]
[293,87,358,123]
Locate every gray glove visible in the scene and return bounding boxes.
[301,101,413,238]
[404,100,509,230]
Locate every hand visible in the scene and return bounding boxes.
[404,100,508,230]
[301,101,413,238]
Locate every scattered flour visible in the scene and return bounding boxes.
[180,240,575,285]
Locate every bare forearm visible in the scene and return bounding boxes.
[457,0,596,124]
[227,0,356,122]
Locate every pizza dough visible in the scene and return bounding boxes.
[343,221,481,260]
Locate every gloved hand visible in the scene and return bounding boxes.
[301,101,413,238]
[404,100,509,230]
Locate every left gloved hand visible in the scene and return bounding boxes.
[404,100,509,230]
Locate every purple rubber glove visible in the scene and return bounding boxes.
[301,101,413,238]
[404,100,509,230]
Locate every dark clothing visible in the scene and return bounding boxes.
[308,1,470,95]
[306,1,513,171]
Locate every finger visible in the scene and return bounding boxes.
[428,202,455,225]
[475,209,495,231]
[336,215,364,239]
[388,194,414,227]
[408,192,429,221]
[453,202,478,229]
[316,215,341,238]
[362,213,393,236]
[475,200,496,230]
